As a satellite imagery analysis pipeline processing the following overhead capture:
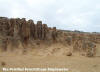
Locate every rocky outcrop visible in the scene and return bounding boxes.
[0,17,99,57]
[0,17,58,50]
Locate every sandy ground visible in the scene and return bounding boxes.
[0,43,100,72]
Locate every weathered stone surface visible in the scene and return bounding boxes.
[0,16,99,57]
[9,18,16,36]
[42,24,48,40]
[52,27,57,41]
[37,21,42,39]
[65,36,72,46]
[0,17,58,47]
[29,20,35,39]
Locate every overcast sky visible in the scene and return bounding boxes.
[0,0,100,32]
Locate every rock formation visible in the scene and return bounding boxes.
[0,17,58,51]
[0,17,100,57]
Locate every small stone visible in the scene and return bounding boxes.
[1,61,6,66]
[66,52,72,56]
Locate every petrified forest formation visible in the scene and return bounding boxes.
[0,17,57,43]
[0,17,100,57]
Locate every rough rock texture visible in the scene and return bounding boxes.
[0,17,58,51]
[0,17,100,57]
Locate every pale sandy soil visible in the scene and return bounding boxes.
[0,43,100,72]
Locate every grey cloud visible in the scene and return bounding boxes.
[0,0,100,32]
